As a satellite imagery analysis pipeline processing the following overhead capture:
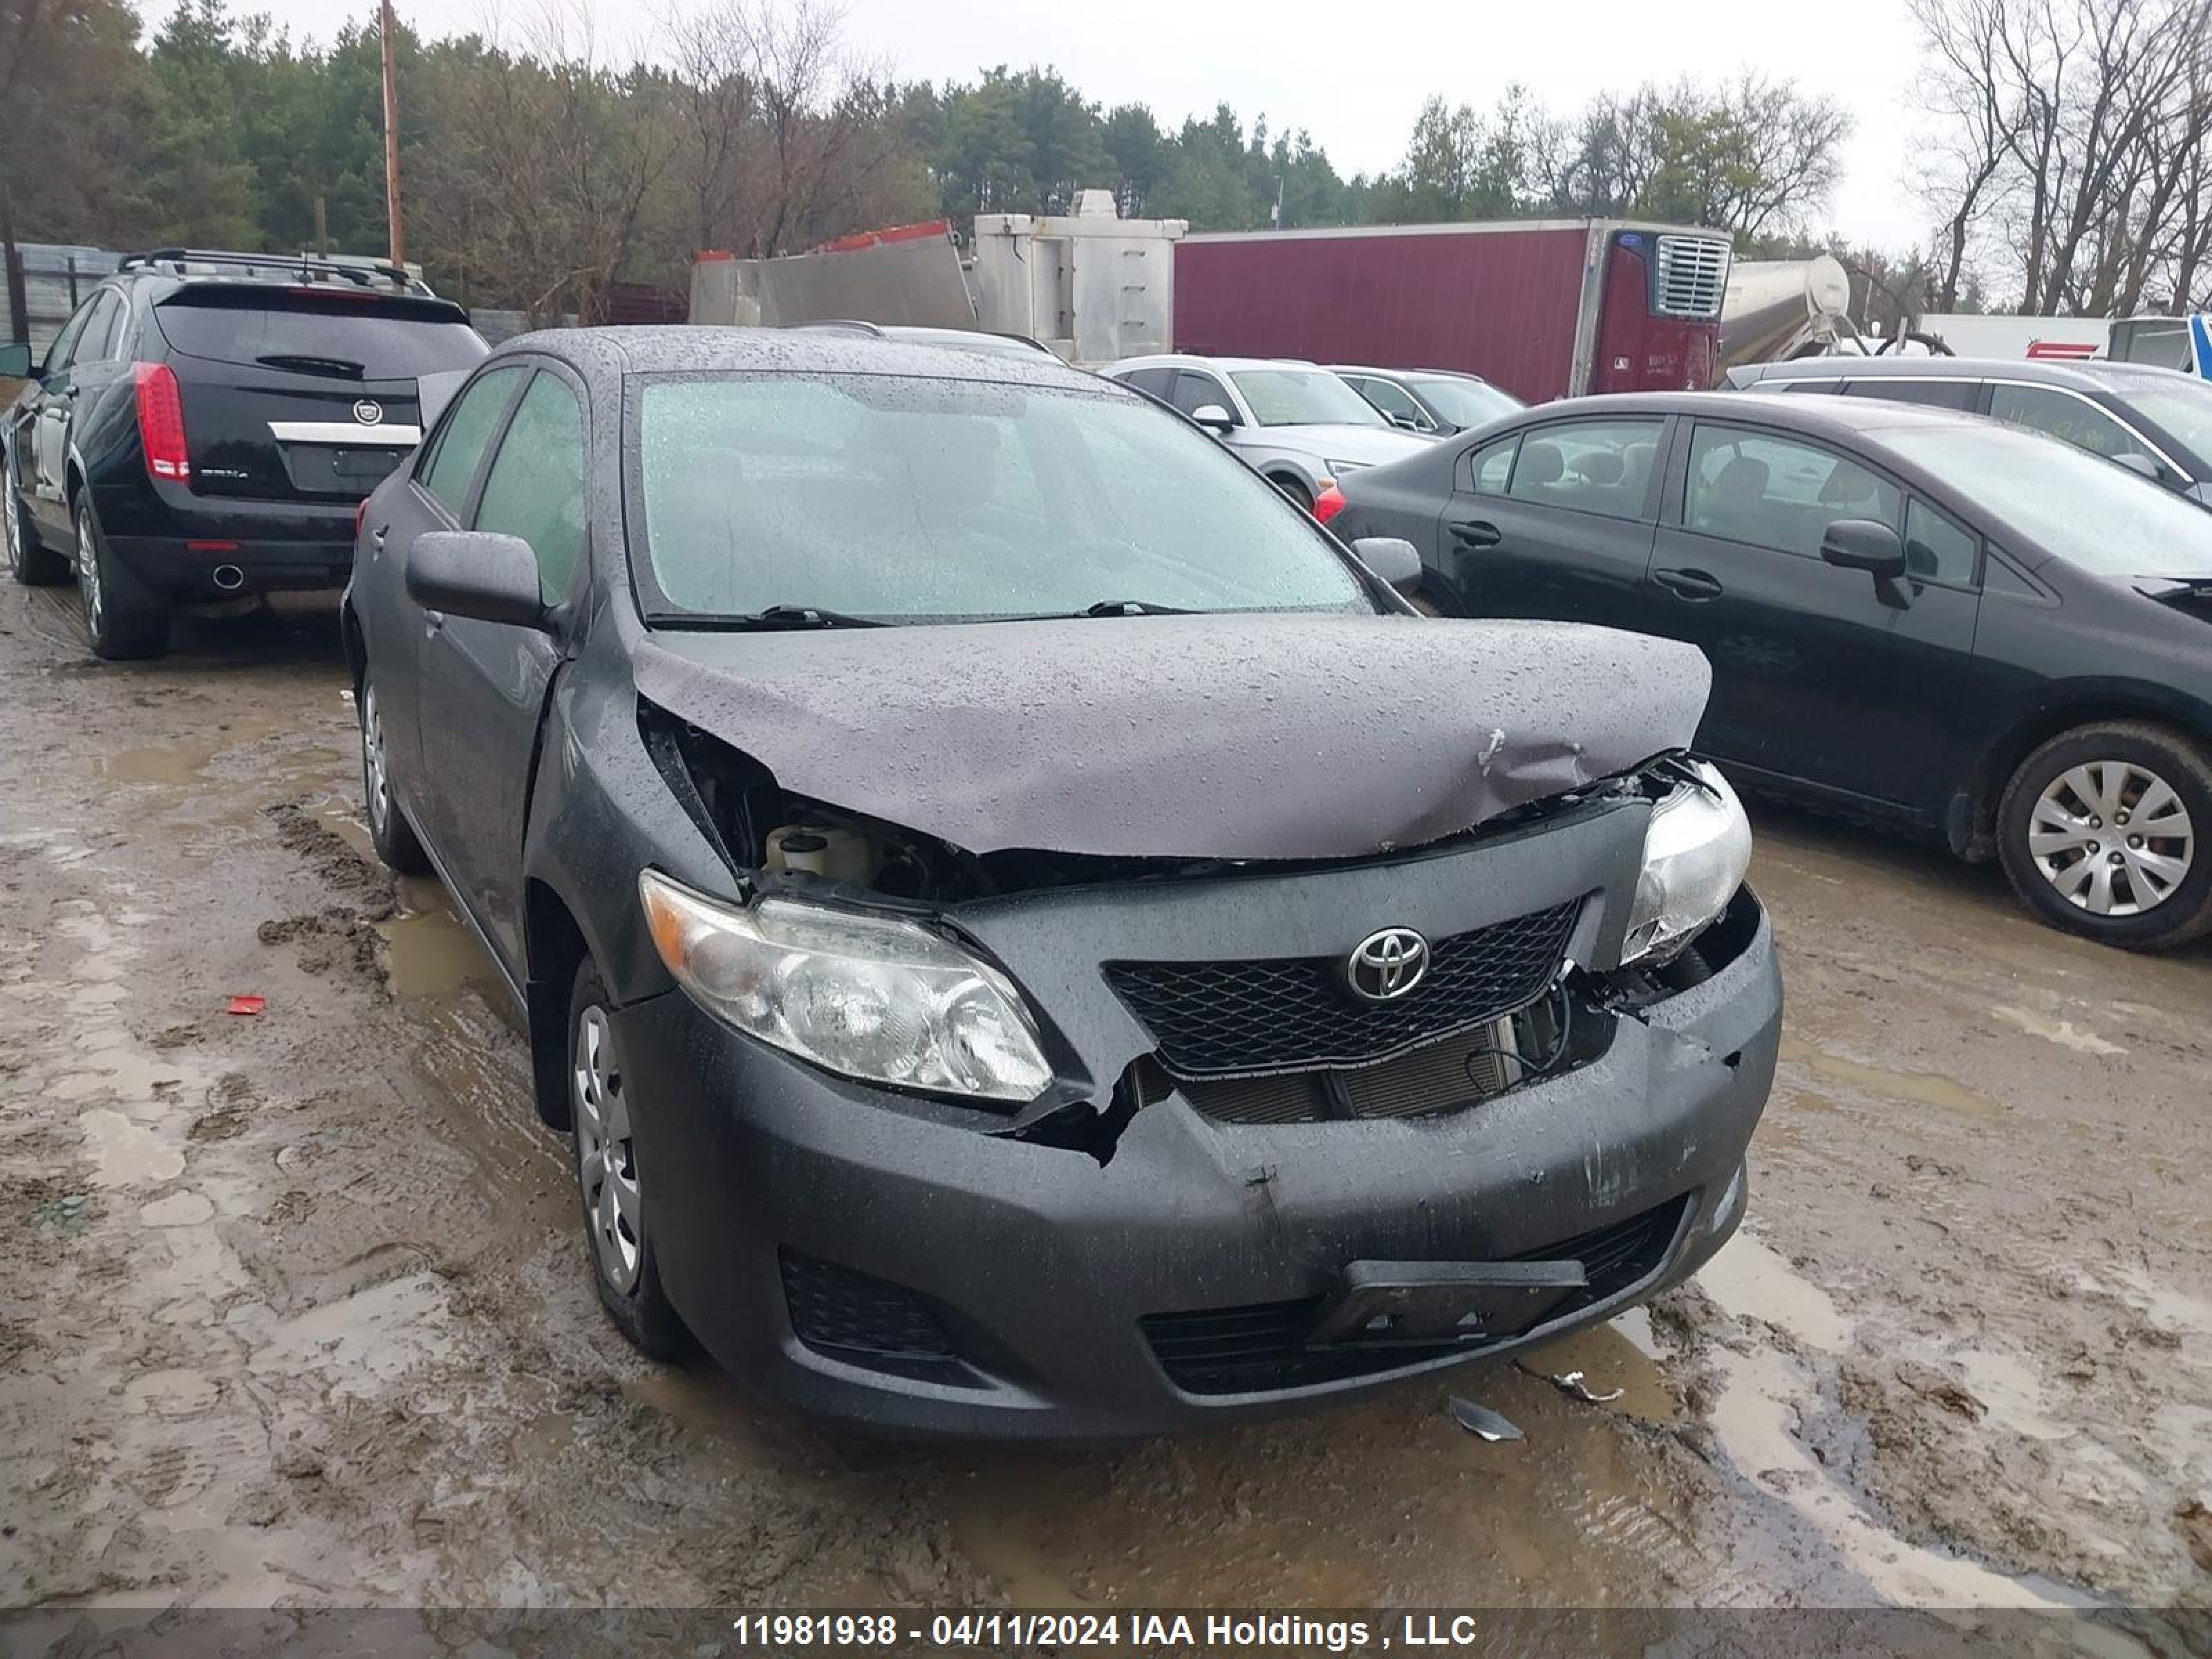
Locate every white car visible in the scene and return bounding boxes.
[1105,354,1434,512]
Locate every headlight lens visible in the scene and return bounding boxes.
[1325,458,1373,476]
[639,872,1053,1103]
[1622,763,1752,965]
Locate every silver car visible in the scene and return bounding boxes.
[1330,365,1526,437]
[1106,354,1433,511]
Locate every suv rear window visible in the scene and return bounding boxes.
[154,289,487,378]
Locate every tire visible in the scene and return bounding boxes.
[73,496,169,660]
[568,959,689,1360]
[1996,720,2212,951]
[358,673,431,875]
[4,444,69,585]
[1269,474,1314,514]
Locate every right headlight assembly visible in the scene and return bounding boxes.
[1622,762,1753,966]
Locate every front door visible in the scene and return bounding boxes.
[411,366,589,974]
[1644,419,1980,812]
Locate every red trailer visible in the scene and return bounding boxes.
[1173,219,1733,404]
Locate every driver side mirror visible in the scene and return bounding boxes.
[1351,536,1424,595]
[1189,403,1237,434]
[406,529,547,629]
[0,342,35,379]
[1819,518,1906,579]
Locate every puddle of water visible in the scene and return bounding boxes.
[1703,1344,2075,1608]
[1950,1348,2068,1442]
[1522,1318,1682,1425]
[1782,1037,2003,1121]
[245,1272,460,1393]
[1991,1006,2125,1057]
[96,718,285,786]
[140,1189,216,1228]
[1695,1230,1853,1354]
[381,890,500,1000]
[79,1107,186,1187]
[122,1367,221,1417]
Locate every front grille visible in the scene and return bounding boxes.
[1180,1023,1522,1125]
[1653,234,1731,318]
[1104,901,1577,1078]
[780,1249,968,1383]
[1141,1195,1689,1396]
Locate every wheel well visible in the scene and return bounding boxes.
[340,603,366,695]
[64,462,84,510]
[1960,699,2199,858]
[523,879,590,1131]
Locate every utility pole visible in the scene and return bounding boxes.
[379,0,406,268]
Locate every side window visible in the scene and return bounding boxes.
[1172,371,1232,420]
[1118,366,1175,398]
[1358,377,1427,429]
[1846,379,1979,411]
[1506,418,1664,521]
[473,372,586,603]
[1684,424,1902,556]
[418,365,525,518]
[1470,435,1518,494]
[41,301,95,375]
[71,294,124,363]
[1904,498,1978,585]
[1988,384,2136,459]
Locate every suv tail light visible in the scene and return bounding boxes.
[133,363,191,483]
[1313,483,1347,525]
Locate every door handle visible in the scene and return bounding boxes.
[1653,567,1724,601]
[1449,519,1502,550]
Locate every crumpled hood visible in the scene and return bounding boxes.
[632,612,1710,861]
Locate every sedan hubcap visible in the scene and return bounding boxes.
[362,684,391,834]
[77,510,103,636]
[2028,761,2195,917]
[573,1005,643,1293]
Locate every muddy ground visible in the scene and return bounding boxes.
[1,584,2209,1632]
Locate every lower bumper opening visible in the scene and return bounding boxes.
[1138,1193,1691,1397]
[778,1248,978,1387]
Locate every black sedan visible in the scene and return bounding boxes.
[343,329,1781,1438]
[1333,391,2212,950]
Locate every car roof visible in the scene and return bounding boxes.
[1738,354,2170,393]
[491,325,1114,395]
[1514,389,1991,439]
[1328,365,1487,382]
[1111,354,1322,373]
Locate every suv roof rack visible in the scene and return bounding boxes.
[118,248,431,295]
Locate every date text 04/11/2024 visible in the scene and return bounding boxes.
[725,1613,1496,1650]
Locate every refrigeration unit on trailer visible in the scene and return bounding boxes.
[1171,220,1733,404]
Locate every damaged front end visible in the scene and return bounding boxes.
[635,697,1758,1164]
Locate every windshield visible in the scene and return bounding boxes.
[1906,424,2212,579]
[1230,368,1385,428]
[2119,379,2212,475]
[1408,375,1525,428]
[634,374,1373,623]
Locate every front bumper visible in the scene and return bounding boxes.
[615,881,1781,1441]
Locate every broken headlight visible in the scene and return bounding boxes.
[1622,762,1752,966]
[639,872,1053,1103]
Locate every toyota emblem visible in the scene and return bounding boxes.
[352,399,384,426]
[1343,927,1430,1003]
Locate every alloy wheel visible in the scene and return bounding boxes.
[2027,760,2195,917]
[573,1004,643,1293]
[75,505,104,639]
[361,682,392,836]
[3,465,19,577]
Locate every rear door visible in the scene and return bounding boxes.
[1434,413,1667,632]
[151,285,487,512]
[24,299,98,536]
[412,365,589,972]
[1644,419,1980,814]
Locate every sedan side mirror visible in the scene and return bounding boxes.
[1189,403,1237,433]
[0,342,34,379]
[1351,536,1424,595]
[1819,518,1906,579]
[406,529,545,628]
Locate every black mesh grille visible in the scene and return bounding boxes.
[1104,901,1577,1078]
[1140,1196,1687,1396]
[1179,1025,1524,1125]
[780,1249,962,1380]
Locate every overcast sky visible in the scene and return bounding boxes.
[188,0,1929,250]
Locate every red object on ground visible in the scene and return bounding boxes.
[226,995,266,1016]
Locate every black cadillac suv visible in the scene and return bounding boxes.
[1,249,487,659]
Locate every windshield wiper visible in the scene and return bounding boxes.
[722,604,887,630]
[1073,599,1195,617]
[256,353,366,379]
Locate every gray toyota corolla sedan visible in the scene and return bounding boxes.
[342,328,1781,1438]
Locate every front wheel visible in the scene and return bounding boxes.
[1996,720,2212,951]
[75,497,168,660]
[1269,474,1315,514]
[359,675,430,874]
[568,959,689,1360]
